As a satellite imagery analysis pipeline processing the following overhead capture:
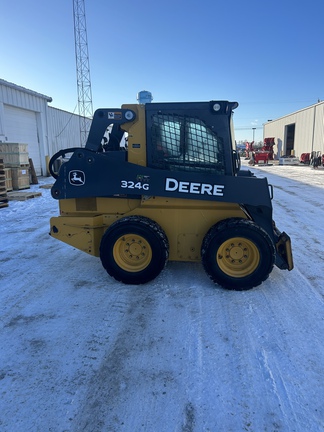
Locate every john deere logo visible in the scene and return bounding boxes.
[69,170,85,186]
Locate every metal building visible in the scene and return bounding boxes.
[0,79,90,176]
[263,101,324,159]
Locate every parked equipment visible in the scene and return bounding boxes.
[247,138,275,165]
[49,101,293,290]
[300,153,311,164]
[251,151,269,165]
[310,151,323,169]
[262,138,275,160]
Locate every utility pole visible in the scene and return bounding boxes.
[73,0,93,146]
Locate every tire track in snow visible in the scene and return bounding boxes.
[249,283,324,430]
[259,169,324,297]
[73,277,188,431]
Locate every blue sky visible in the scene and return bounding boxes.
[1,0,323,142]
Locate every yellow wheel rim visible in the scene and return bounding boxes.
[216,237,260,278]
[113,234,152,272]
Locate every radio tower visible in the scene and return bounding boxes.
[73,0,93,146]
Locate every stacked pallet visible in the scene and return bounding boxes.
[0,143,30,190]
[4,167,13,191]
[0,158,9,208]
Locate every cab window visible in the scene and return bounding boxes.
[149,113,225,174]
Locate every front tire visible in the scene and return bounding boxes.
[201,218,275,290]
[100,216,169,285]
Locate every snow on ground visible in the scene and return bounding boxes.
[0,161,323,432]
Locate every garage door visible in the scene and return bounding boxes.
[4,105,41,175]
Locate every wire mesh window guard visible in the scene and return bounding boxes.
[150,113,225,174]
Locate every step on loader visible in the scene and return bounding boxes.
[49,101,293,290]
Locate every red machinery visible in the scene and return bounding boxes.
[300,153,311,164]
[300,152,324,166]
[245,141,254,158]
[247,138,275,165]
[263,138,275,160]
[252,152,269,164]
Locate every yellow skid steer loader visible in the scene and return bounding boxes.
[49,100,293,290]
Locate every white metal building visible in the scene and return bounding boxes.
[0,79,90,176]
[263,101,324,159]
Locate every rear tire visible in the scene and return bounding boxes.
[201,218,275,290]
[100,216,169,284]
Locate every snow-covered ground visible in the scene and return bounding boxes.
[0,161,323,432]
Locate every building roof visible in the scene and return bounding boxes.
[0,78,52,102]
[265,100,324,124]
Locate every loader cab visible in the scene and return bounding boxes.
[145,101,239,176]
[86,101,240,175]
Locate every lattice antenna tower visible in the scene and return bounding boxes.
[73,0,93,146]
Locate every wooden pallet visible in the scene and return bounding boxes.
[0,198,8,208]
[7,191,42,201]
[0,158,8,208]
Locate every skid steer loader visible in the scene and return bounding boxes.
[49,100,293,290]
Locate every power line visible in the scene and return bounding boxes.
[55,104,78,138]
[235,127,263,130]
